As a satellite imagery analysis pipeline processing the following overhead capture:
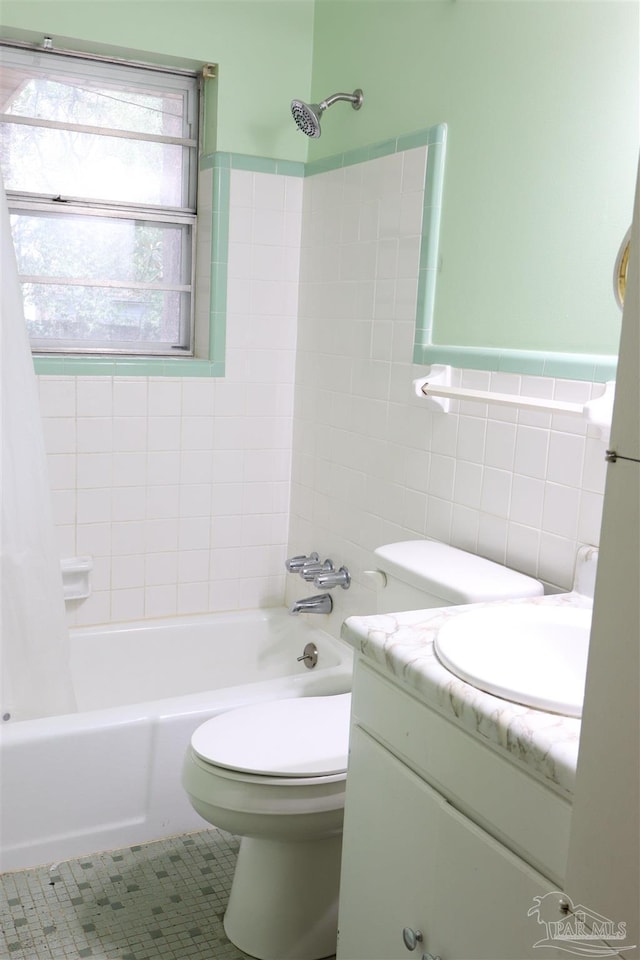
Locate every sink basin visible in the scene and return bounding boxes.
[434,605,591,717]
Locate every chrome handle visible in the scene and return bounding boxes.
[402,928,423,951]
[285,552,318,573]
[314,565,350,590]
[300,559,333,581]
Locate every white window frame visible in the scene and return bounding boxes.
[0,42,201,358]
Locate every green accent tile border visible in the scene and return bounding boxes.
[33,355,226,377]
[414,125,447,355]
[303,122,445,178]
[414,343,618,383]
[203,152,305,178]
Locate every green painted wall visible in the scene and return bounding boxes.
[0,0,315,162]
[2,1,638,362]
[311,0,639,359]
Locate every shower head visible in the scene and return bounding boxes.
[290,88,363,138]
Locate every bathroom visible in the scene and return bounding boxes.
[0,1,638,958]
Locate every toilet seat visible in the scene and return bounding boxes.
[191,693,351,777]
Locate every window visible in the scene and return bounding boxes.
[0,44,200,357]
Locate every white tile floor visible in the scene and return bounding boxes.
[0,830,253,959]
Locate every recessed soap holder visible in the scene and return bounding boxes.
[60,556,93,601]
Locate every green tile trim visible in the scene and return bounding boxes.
[35,156,231,380]
[202,152,305,178]
[198,153,218,170]
[415,127,447,348]
[368,137,398,161]
[229,153,278,174]
[397,129,431,152]
[413,343,617,383]
[33,355,225,377]
[304,153,345,177]
[304,123,447,177]
[208,158,230,371]
[273,159,306,177]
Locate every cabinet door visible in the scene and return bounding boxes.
[337,725,446,960]
[432,800,567,960]
[338,726,570,960]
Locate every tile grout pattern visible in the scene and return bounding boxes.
[39,149,608,640]
[286,147,609,640]
[0,830,254,960]
[38,167,303,630]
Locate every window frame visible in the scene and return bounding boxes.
[0,41,202,359]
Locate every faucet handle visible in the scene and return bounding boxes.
[300,559,334,581]
[314,566,351,590]
[285,552,319,573]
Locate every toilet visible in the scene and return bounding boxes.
[181,541,542,960]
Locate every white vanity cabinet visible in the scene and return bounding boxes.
[337,660,573,960]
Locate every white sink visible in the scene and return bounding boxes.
[434,604,591,717]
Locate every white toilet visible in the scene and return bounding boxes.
[181,541,542,960]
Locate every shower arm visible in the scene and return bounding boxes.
[320,90,363,112]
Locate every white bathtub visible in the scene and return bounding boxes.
[0,608,353,872]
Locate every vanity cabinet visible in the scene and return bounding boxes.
[337,660,572,960]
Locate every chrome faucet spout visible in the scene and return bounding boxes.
[289,593,333,615]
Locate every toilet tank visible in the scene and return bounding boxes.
[372,540,543,614]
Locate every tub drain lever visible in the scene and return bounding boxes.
[297,642,319,669]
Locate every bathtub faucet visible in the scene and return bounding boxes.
[289,593,333,615]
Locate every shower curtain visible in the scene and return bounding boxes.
[1,179,76,721]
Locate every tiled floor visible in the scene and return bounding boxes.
[0,829,254,960]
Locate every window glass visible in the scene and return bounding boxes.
[2,125,187,207]
[0,45,199,356]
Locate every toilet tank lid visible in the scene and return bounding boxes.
[373,540,543,604]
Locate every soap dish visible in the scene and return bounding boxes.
[60,556,93,601]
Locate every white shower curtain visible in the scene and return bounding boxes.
[1,179,76,721]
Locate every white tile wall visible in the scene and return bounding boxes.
[39,170,302,626]
[37,152,609,632]
[287,147,609,638]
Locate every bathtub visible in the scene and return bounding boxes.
[0,608,353,873]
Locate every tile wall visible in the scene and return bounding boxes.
[38,170,302,626]
[287,146,609,636]
[37,145,609,631]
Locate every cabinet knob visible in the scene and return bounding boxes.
[421,955,442,960]
[402,927,424,951]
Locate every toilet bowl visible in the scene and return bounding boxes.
[182,540,543,960]
[182,692,352,960]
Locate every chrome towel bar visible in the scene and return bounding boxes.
[413,365,615,440]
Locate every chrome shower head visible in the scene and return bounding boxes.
[290,88,363,138]
[291,100,324,139]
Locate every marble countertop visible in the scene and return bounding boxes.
[341,591,592,799]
